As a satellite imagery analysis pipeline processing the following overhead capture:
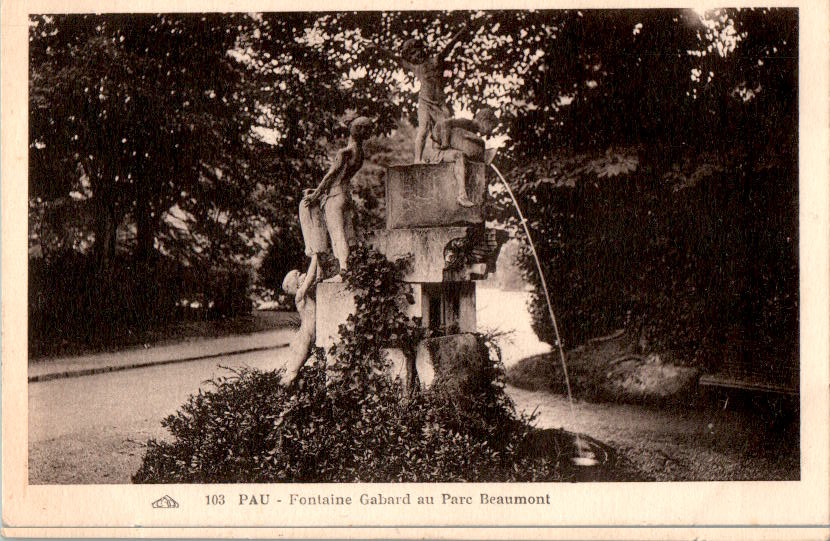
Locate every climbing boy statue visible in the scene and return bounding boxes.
[304,116,374,278]
[279,187,328,386]
[280,116,373,385]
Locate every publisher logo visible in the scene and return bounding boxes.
[152,495,179,509]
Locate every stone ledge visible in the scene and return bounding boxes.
[368,227,469,283]
[369,226,505,283]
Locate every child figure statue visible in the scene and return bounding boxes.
[305,116,374,278]
[422,107,499,206]
[279,190,328,386]
[369,17,486,175]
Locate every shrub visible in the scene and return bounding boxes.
[207,264,253,318]
[134,244,564,483]
[29,252,186,356]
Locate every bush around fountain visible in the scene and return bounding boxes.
[133,244,589,483]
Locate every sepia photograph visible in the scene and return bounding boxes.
[3,1,829,538]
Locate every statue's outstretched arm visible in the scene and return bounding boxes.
[366,40,412,70]
[295,255,318,305]
[439,16,486,59]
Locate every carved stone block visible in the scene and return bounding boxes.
[369,226,506,283]
[385,163,486,229]
[368,227,470,283]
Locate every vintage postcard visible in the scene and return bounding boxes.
[2,0,829,538]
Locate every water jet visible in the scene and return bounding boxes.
[490,162,594,465]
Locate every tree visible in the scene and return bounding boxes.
[480,9,798,375]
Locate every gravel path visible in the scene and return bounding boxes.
[507,385,799,481]
[29,349,285,484]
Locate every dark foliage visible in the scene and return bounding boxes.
[257,230,306,294]
[29,251,250,357]
[134,245,562,483]
[478,9,799,379]
[506,153,797,377]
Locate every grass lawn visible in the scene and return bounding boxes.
[506,334,700,406]
[31,310,299,360]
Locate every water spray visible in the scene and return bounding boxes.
[489,162,597,467]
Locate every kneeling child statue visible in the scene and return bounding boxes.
[421,107,499,208]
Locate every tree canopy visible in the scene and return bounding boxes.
[30,9,795,260]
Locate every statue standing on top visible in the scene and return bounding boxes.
[369,17,486,204]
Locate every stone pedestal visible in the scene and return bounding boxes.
[315,280,476,349]
[369,227,506,283]
[385,163,486,229]
[315,282,357,350]
[315,281,423,350]
[316,161,505,392]
[315,283,414,388]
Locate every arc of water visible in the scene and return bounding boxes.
[489,162,585,454]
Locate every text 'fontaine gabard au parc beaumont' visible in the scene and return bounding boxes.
[288,492,552,506]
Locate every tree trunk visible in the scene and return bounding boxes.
[92,197,118,273]
[135,193,158,263]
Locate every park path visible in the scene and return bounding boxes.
[29,347,292,484]
[509,386,799,481]
[29,328,294,381]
